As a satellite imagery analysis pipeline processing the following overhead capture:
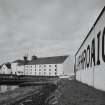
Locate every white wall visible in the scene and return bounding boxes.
[75,8,105,91]
[1,65,11,74]
[11,63,17,74]
[63,56,74,75]
[13,59,70,77]
[11,63,24,75]
[25,64,58,76]
[57,64,63,76]
[17,65,24,75]
[24,65,28,75]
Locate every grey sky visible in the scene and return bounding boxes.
[0,0,105,63]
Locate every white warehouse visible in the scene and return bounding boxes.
[11,60,25,75]
[12,55,73,77]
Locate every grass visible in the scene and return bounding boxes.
[54,79,105,105]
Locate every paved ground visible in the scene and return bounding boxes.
[47,79,105,105]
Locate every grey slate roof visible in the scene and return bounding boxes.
[2,63,11,69]
[28,55,68,65]
[13,60,29,65]
[6,63,11,69]
[12,60,25,63]
[13,55,68,66]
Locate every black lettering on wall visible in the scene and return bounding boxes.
[87,45,90,68]
[78,56,80,69]
[81,53,84,69]
[102,27,105,62]
[80,55,82,69]
[84,50,87,69]
[91,38,95,67]
[97,31,101,65]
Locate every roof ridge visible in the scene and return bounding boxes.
[18,55,69,65]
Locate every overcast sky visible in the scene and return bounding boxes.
[0,0,105,64]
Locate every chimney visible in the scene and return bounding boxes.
[31,55,38,61]
[23,56,28,62]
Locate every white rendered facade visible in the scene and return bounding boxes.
[63,56,74,75]
[11,55,73,77]
[1,64,12,74]
[11,62,24,75]
[24,64,58,76]
[16,65,24,75]
[11,63,17,74]
[75,7,105,91]
[23,56,73,77]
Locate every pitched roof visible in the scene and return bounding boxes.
[6,64,11,69]
[2,63,11,69]
[13,59,29,65]
[12,60,25,63]
[28,55,68,65]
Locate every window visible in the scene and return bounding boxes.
[49,69,51,71]
[44,72,46,75]
[55,69,57,71]
[49,65,51,67]
[55,65,57,67]
[44,65,46,67]
[55,72,57,75]
[35,69,36,71]
[31,66,32,68]
[49,72,51,75]
[25,65,28,68]
[39,72,41,75]
[39,69,41,71]
[39,65,41,67]
[44,69,46,71]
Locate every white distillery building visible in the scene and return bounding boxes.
[11,55,74,77]
[11,60,25,75]
[24,55,73,77]
[11,55,73,76]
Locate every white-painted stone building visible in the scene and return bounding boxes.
[23,55,73,77]
[11,60,25,75]
[11,55,74,77]
[1,63,12,74]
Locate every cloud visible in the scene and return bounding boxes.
[0,0,105,63]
